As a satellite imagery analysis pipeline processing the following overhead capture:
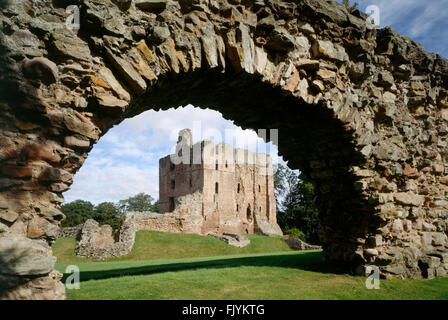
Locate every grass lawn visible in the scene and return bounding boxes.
[52,230,293,263]
[52,231,448,300]
[57,251,448,300]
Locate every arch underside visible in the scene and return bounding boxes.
[0,0,447,299]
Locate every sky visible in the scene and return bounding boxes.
[64,1,447,204]
[356,0,448,58]
[64,106,282,204]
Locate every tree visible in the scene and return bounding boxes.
[274,164,298,212]
[118,192,159,213]
[274,164,320,244]
[59,193,159,231]
[342,0,358,13]
[94,201,123,230]
[60,200,95,227]
[152,200,160,213]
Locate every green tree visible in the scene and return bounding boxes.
[94,201,123,230]
[60,193,159,231]
[274,164,320,244]
[60,200,95,227]
[118,192,159,213]
[274,164,298,211]
[152,200,160,213]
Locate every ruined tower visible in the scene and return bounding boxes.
[159,129,283,236]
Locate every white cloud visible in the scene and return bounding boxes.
[65,163,159,204]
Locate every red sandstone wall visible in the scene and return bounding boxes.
[158,134,281,236]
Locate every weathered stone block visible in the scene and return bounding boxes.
[394,193,425,207]
[312,40,348,62]
[0,237,55,276]
[39,167,72,183]
[432,232,447,246]
[21,57,58,85]
[0,208,18,223]
[64,136,90,149]
[1,165,33,179]
[419,256,441,269]
[105,49,147,95]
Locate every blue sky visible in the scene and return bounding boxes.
[356,0,447,58]
[64,1,447,204]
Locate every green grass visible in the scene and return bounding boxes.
[57,251,448,300]
[52,231,448,300]
[52,230,293,264]
[52,238,91,264]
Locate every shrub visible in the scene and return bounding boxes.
[285,228,306,241]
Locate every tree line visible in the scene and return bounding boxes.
[60,192,159,230]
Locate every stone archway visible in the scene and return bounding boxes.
[0,0,447,299]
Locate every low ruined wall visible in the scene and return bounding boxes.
[75,219,136,260]
[72,191,283,260]
[57,225,83,240]
[285,238,322,251]
[73,212,203,260]
[60,192,203,259]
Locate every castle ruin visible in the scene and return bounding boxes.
[158,129,283,236]
[2,0,448,300]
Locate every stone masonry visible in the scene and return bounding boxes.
[0,0,447,299]
[158,129,283,236]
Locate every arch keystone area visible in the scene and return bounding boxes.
[0,0,447,299]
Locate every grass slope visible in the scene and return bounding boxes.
[57,251,448,300]
[52,230,293,263]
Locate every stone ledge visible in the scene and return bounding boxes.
[208,233,251,248]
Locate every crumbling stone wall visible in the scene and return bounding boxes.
[57,224,83,239]
[74,191,205,260]
[0,0,447,299]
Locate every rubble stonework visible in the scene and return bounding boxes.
[285,238,322,251]
[68,192,207,260]
[0,0,447,299]
[73,216,252,260]
[57,225,83,239]
[158,129,283,236]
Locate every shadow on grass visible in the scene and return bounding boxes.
[62,251,342,283]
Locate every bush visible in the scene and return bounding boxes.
[285,228,306,241]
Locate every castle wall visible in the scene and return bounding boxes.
[159,156,204,214]
[158,131,282,237]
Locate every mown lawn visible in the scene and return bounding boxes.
[56,251,448,300]
[52,230,293,264]
[52,231,448,300]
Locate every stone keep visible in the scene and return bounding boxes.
[159,129,282,236]
[0,0,447,300]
